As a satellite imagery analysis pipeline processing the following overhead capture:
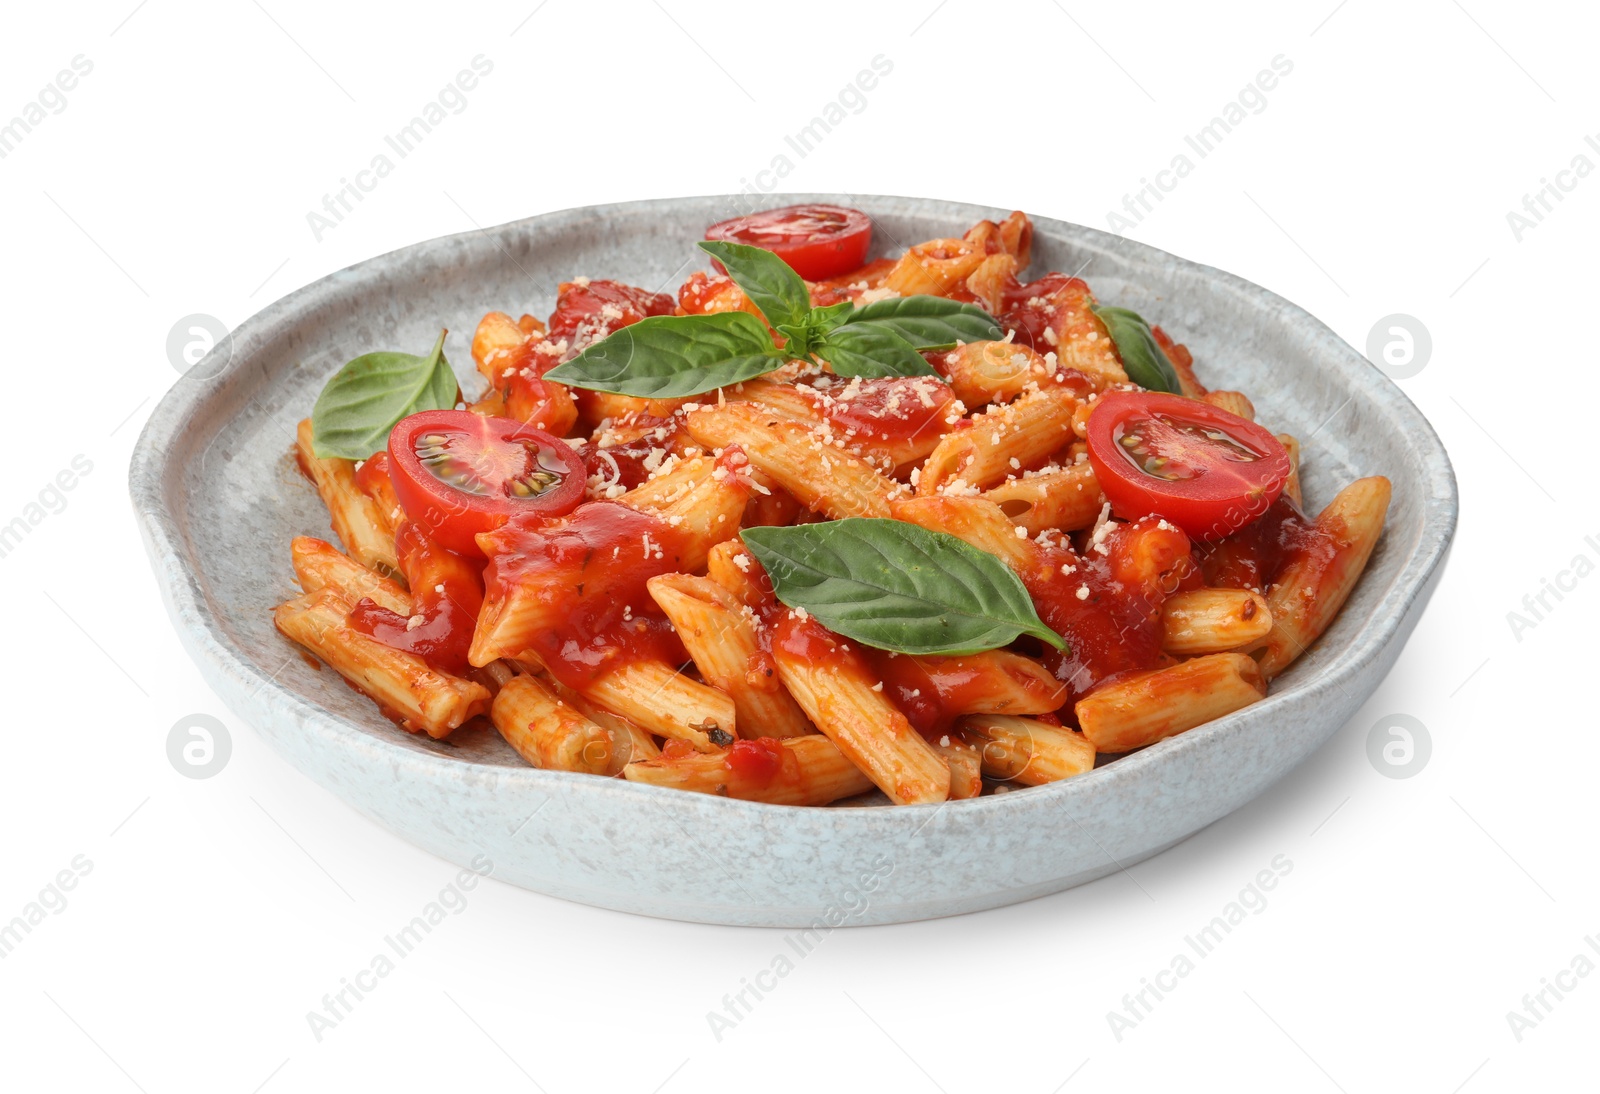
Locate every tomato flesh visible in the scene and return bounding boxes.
[1085,392,1290,541]
[705,204,872,281]
[388,410,585,558]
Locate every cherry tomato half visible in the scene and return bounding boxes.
[704,204,872,281]
[387,410,585,558]
[1085,392,1290,541]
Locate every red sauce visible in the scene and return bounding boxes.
[726,737,785,786]
[477,501,690,689]
[1015,518,1192,704]
[865,652,1019,738]
[486,338,575,430]
[806,258,898,308]
[548,278,675,355]
[348,522,483,675]
[1198,494,1320,592]
[999,273,1085,354]
[773,610,874,683]
[576,414,686,492]
[354,450,393,500]
[676,269,758,317]
[799,376,958,449]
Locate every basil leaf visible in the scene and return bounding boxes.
[844,295,1003,350]
[1091,305,1183,394]
[809,300,854,335]
[545,312,782,398]
[741,518,1066,656]
[311,329,458,460]
[697,240,811,329]
[814,324,940,380]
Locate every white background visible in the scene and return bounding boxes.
[2,1,1594,1090]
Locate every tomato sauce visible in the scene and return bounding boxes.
[725,737,786,786]
[477,501,691,689]
[1013,519,1192,705]
[801,376,958,451]
[349,522,483,675]
[577,414,687,493]
[864,652,1006,738]
[807,258,897,308]
[998,274,1085,353]
[547,278,675,355]
[1197,494,1333,594]
[483,338,574,430]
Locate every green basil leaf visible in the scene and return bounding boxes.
[545,312,782,398]
[311,329,458,460]
[773,320,819,361]
[697,240,811,329]
[1091,305,1183,394]
[809,300,854,335]
[742,519,1065,656]
[814,324,940,379]
[844,295,1003,350]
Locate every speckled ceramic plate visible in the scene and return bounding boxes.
[130,195,1456,926]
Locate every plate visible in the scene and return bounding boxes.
[130,195,1456,926]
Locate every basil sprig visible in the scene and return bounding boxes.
[741,518,1066,657]
[547,242,1003,397]
[311,329,460,460]
[1091,305,1183,394]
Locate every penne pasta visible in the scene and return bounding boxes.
[931,734,984,799]
[1201,390,1255,420]
[685,402,901,519]
[580,658,736,752]
[648,573,814,739]
[983,463,1104,535]
[1075,653,1266,753]
[705,539,768,611]
[935,340,1052,408]
[274,587,489,738]
[916,386,1081,496]
[491,673,622,775]
[883,237,985,297]
[1160,588,1274,654]
[771,612,949,805]
[623,735,874,806]
[1279,433,1303,508]
[1256,476,1391,679]
[294,418,400,576]
[959,715,1096,786]
[291,536,411,615]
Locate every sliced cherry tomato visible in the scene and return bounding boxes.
[1085,392,1290,541]
[388,410,585,558]
[704,204,872,280]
